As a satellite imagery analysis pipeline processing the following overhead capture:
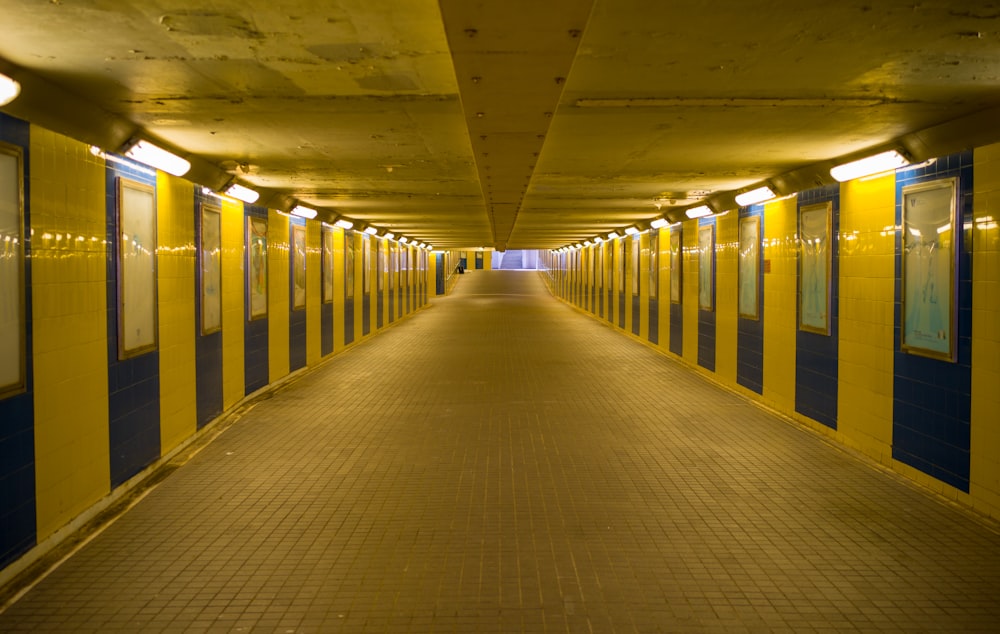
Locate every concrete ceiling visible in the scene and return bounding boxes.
[3,0,1000,249]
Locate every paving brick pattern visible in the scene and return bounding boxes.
[3,271,1000,632]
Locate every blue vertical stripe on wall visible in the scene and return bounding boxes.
[617,242,625,328]
[376,241,384,329]
[243,204,269,395]
[288,217,307,371]
[321,302,333,356]
[892,152,974,492]
[344,231,355,345]
[105,158,160,487]
[0,114,36,568]
[795,185,840,429]
[435,253,444,296]
[697,217,717,372]
[194,193,223,428]
[669,228,683,356]
[737,205,765,394]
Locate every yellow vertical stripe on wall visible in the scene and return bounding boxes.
[838,174,896,465]
[658,227,669,353]
[156,172,197,455]
[306,221,321,367]
[682,220,699,364]
[333,228,345,351]
[971,142,1000,518]
[353,235,363,337]
[762,197,798,411]
[715,211,738,385]
[220,198,245,410]
[268,210,290,382]
[30,128,111,540]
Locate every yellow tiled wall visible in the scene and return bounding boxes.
[29,129,111,540]
[715,212,739,385]
[268,211,290,382]
[971,143,1000,515]
[837,174,896,465]
[156,173,197,455]
[762,197,798,412]
[221,198,244,410]
[638,233,649,339]
[658,227,670,353]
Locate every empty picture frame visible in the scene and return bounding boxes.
[247,216,268,320]
[117,177,157,359]
[322,224,334,304]
[292,223,306,310]
[0,143,25,397]
[738,215,761,319]
[901,177,958,361]
[345,231,355,299]
[200,203,222,335]
[669,229,682,304]
[698,224,714,311]
[798,201,832,335]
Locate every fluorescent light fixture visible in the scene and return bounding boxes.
[574,243,583,249]
[364,226,378,235]
[685,205,713,219]
[123,139,191,177]
[291,205,318,219]
[624,226,639,235]
[607,231,620,240]
[830,149,910,182]
[650,218,669,229]
[225,183,260,204]
[424,244,433,250]
[593,236,603,243]
[384,232,395,240]
[583,240,592,246]
[0,73,21,106]
[734,186,776,207]
[399,236,408,244]
[334,218,354,230]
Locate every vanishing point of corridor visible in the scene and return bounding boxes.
[1,271,999,633]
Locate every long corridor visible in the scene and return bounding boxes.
[2,271,1000,633]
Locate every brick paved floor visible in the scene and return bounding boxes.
[2,271,1000,633]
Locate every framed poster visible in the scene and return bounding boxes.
[738,215,760,319]
[798,201,832,334]
[376,239,384,291]
[362,234,370,293]
[901,178,958,361]
[0,144,25,397]
[670,229,682,304]
[631,235,640,296]
[292,223,306,310]
[117,177,157,359]
[200,203,222,335]
[649,232,659,300]
[321,225,334,303]
[345,231,355,299]
[247,216,268,320]
[698,224,714,311]
[618,238,625,292]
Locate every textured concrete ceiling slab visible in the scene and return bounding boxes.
[3,1,1000,249]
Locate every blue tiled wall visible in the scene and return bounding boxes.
[288,217,307,372]
[105,158,161,487]
[195,193,223,427]
[0,113,36,568]
[737,205,764,394]
[697,218,716,372]
[892,152,974,492]
[669,228,683,356]
[795,185,840,429]
[243,205,269,395]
